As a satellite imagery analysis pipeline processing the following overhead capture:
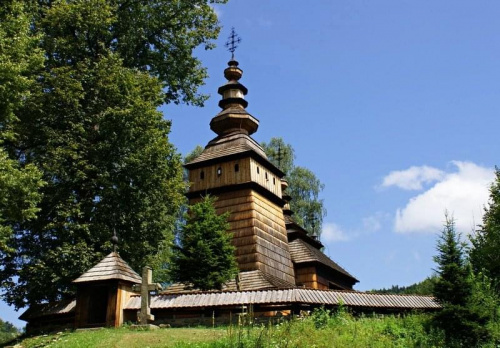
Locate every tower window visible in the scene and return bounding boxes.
[217,167,222,176]
[200,171,204,180]
[257,167,260,174]
[235,164,239,172]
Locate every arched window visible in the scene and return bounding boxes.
[217,167,222,176]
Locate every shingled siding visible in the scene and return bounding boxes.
[190,189,296,285]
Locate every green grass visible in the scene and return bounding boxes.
[5,327,225,348]
[12,310,500,348]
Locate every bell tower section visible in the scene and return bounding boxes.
[185,59,296,286]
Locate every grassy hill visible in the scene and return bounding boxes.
[4,311,448,348]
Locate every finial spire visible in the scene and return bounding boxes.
[111,228,119,252]
[225,27,241,60]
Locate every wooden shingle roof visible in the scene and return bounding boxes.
[73,252,141,284]
[126,288,440,310]
[162,270,296,294]
[19,299,76,320]
[289,239,358,281]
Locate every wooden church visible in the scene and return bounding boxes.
[20,55,439,332]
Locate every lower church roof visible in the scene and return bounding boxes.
[288,239,358,282]
[125,288,440,310]
[162,270,296,294]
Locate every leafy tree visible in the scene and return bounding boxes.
[184,145,205,164]
[0,318,20,345]
[261,138,294,176]
[432,215,489,347]
[470,167,500,294]
[0,0,225,308]
[0,149,44,254]
[261,137,326,235]
[170,195,238,291]
[0,0,45,256]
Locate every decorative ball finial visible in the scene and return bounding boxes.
[111,228,119,252]
[225,27,241,60]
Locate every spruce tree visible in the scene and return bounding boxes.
[470,167,500,294]
[432,215,489,347]
[170,195,238,291]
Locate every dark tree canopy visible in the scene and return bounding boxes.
[261,137,326,236]
[170,195,238,291]
[0,0,225,308]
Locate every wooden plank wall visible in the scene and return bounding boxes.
[191,188,296,285]
[188,159,251,192]
[114,282,136,327]
[249,159,282,197]
[188,158,282,198]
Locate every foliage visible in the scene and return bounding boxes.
[0,149,44,254]
[170,195,238,291]
[0,318,20,345]
[0,0,226,308]
[432,215,490,347]
[260,138,294,176]
[184,145,205,164]
[261,137,326,235]
[370,276,438,296]
[470,167,500,295]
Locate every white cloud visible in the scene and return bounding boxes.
[393,161,494,234]
[322,222,350,242]
[381,165,445,190]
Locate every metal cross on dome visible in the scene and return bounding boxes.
[225,27,241,59]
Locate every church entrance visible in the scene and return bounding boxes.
[87,286,108,325]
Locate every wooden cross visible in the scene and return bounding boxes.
[132,266,162,325]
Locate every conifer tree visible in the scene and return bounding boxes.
[432,215,489,347]
[470,167,500,294]
[170,195,238,291]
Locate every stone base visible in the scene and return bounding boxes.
[129,324,159,330]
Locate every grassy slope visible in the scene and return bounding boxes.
[7,328,225,348]
[7,313,450,348]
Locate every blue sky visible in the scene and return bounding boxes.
[2,0,500,328]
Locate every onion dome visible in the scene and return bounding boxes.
[210,59,259,136]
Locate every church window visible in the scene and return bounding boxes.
[235,164,239,172]
[200,171,204,180]
[217,167,222,176]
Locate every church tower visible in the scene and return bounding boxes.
[184,56,296,286]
